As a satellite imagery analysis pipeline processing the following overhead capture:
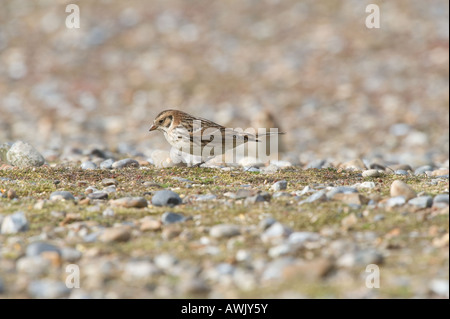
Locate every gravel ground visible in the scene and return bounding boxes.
[0,0,449,299]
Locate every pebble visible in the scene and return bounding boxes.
[100,159,114,169]
[140,218,162,231]
[1,211,29,234]
[99,226,131,243]
[272,192,291,198]
[7,189,17,199]
[17,256,51,277]
[210,224,241,238]
[326,187,358,199]
[302,190,328,204]
[26,242,61,257]
[50,191,75,201]
[261,222,292,244]
[196,194,217,201]
[394,170,408,176]
[355,182,376,189]
[102,178,118,186]
[433,194,449,205]
[112,158,139,169]
[429,279,449,298]
[110,197,148,208]
[270,180,287,191]
[268,244,292,258]
[362,169,381,177]
[415,165,433,175]
[101,209,115,218]
[245,192,271,204]
[6,141,45,167]
[81,161,97,170]
[152,190,182,207]
[172,177,193,183]
[161,212,186,225]
[288,232,321,245]
[340,159,367,171]
[333,193,369,205]
[60,247,82,262]
[261,257,295,281]
[28,279,71,298]
[408,196,433,209]
[259,217,277,230]
[384,196,407,207]
[154,254,178,269]
[306,159,326,169]
[431,168,449,177]
[123,261,161,280]
[88,192,109,200]
[390,180,417,201]
[336,249,384,267]
[235,189,254,199]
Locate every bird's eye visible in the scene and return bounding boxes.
[159,120,163,124]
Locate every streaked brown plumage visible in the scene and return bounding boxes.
[149,109,284,164]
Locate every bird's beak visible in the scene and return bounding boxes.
[149,124,157,132]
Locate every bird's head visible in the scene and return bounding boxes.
[149,110,176,133]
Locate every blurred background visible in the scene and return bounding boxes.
[0,0,448,166]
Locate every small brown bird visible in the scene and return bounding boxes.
[149,109,284,165]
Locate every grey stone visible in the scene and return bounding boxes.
[271,180,287,191]
[1,211,28,234]
[6,141,45,167]
[123,261,161,280]
[81,161,97,170]
[17,256,51,276]
[50,191,75,201]
[301,190,328,203]
[433,194,449,205]
[245,192,271,204]
[210,224,241,238]
[110,197,148,208]
[0,142,12,162]
[196,194,217,201]
[395,169,408,176]
[326,187,358,199]
[88,192,108,200]
[61,247,82,262]
[259,217,277,230]
[112,158,139,169]
[288,232,321,245]
[161,212,186,224]
[385,196,407,207]
[154,254,178,269]
[152,190,182,207]
[415,165,433,175]
[28,280,71,298]
[272,192,291,198]
[306,159,326,169]
[261,222,292,244]
[362,169,381,178]
[408,196,433,209]
[102,178,118,186]
[100,159,114,169]
[337,249,384,267]
[235,189,254,199]
[26,242,61,257]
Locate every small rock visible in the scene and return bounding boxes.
[302,190,328,204]
[17,256,51,276]
[306,159,326,169]
[288,232,321,245]
[235,189,254,199]
[60,247,82,262]
[102,178,118,186]
[154,254,178,269]
[362,169,381,178]
[0,143,12,162]
[112,158,139,169]
[210,224,241,238]
[140,218,162,231]
[414,165,433,175]
[245,192,271,204]
[272,192,291,198]
[337,249,383,267]
[384,196,407,207]
[196,194,217,201]
[341,213,358,230]
[180,278,210,295]
[161,212,186,225]
[394,170,408,176]
[333,193,369,205]
[433,194,449,205]
[356,182,376,189]
[110,197,148,208]
[408,196,433,209]
[123,261,161,280]
[6,141,45,167]
[81,161,97,170]
[28,280,70,298]
[340,159,367,171]
[100,159,114,169]
[102,208,115,217]
[326,187,358,199]
[271,180,287,191]
[261,222,292,244]
[1,211,28,234]
[88,192,108,200]
[26,242,61,257]
[152,190,182,207]
[429,279,449,298]
[390,180,416,201]
[99,226,131,243]
[259,217,277,230]
[50,191,75,201]
[431,168,449,177]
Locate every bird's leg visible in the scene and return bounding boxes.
[192,161,205,168]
